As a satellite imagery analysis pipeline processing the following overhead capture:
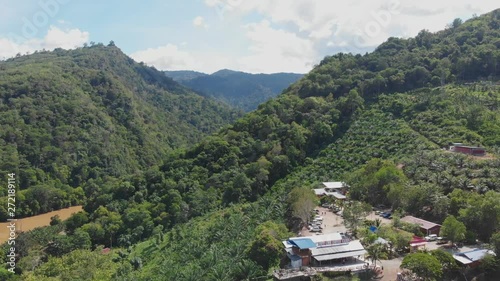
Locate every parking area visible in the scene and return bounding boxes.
[300,207,393,237]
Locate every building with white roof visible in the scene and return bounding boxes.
[453,249,495,267]
[282,233,365,268]
[313,182,349,200]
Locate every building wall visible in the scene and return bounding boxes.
[421,226,441,235]
[453,146,485,156]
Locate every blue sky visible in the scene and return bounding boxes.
[0,0,498,73]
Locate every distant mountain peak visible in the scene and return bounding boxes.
[164,69,304,111]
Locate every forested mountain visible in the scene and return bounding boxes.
[162,70,207,82]
[0,45,241,219]
[165,69,303,111]
[2,8,500,281]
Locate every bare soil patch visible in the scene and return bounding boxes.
[0,206,83,244]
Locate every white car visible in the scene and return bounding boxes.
[425,234,438,241]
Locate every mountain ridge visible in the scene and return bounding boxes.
[164,69,304,111]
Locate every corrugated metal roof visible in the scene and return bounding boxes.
[314,250,367,261]
[453,255,473,265]
[313,188,346,198]
[401,216,440,230]
[289,238,317,249]
[314,189,327,195]
[309,233,343,243]
[332,192,346,199]
[454,249,495,264]
[282,240,293,249]
[323,182,345,189]
[311,240,364,256]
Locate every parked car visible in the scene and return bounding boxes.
[437,237,447,245]
[425,234,438,241]
[382,213,392,219]
[310,227,322,232]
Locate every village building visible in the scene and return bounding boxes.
[453,249,495,268]
[409,236,427,252]
[283,233,365,268]
[313,182,349,200]
[400,216,441,236]
[449,143,486,156]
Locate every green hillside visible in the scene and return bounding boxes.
[2,8,500,281]
[165,69,304,111]
[0,45,241,219]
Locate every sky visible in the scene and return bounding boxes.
[0,0,498,74]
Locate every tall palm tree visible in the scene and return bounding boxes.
[366,243,384,268]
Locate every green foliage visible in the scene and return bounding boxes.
[246,221,290,270]
[0,45,240,220]
[287,187,318,225]
[348,159,407,207]
[430,250,459,277]
[50,215,62,226]
[118,193,288,280]
[490,232,500,256]
[401,252,443,281]
[377,225,413,253]
[165,69,303,112]
[459,191,500,241]
[440,215,466,243]
[23,248,119,280]
[342,201,371,234]
[5,10,500,281]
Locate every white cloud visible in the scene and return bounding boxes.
[0,26,89,59]
[207,0,500,52]
[204,0,222,7]
[130,44,200,71]
[192,16,209,29]
[237,20,316,73]
[42,26,89,49]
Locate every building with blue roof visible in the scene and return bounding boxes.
[288,238,317,250]
[283,233,365,269]
[453,249,495,267]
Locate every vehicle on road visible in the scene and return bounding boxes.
[425,234,438,241]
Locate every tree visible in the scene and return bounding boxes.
[430,250,458,277]
[50,215,62,226]
[65,211,89,234]
[246,221,290,270]
[401,253,442,281]
[366,243,385,267]
[440,215,466,244]
[343,201,371,235]
[491,232,500,256]
[287,187,318,225]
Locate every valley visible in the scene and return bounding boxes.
[0,6,499,281]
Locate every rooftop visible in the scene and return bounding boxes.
[453,249,495,265]
[311,240,364,256]
[401,216,441,230]
[314,188,346,199]
[288,238,317,250]
[322,182,347,189]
